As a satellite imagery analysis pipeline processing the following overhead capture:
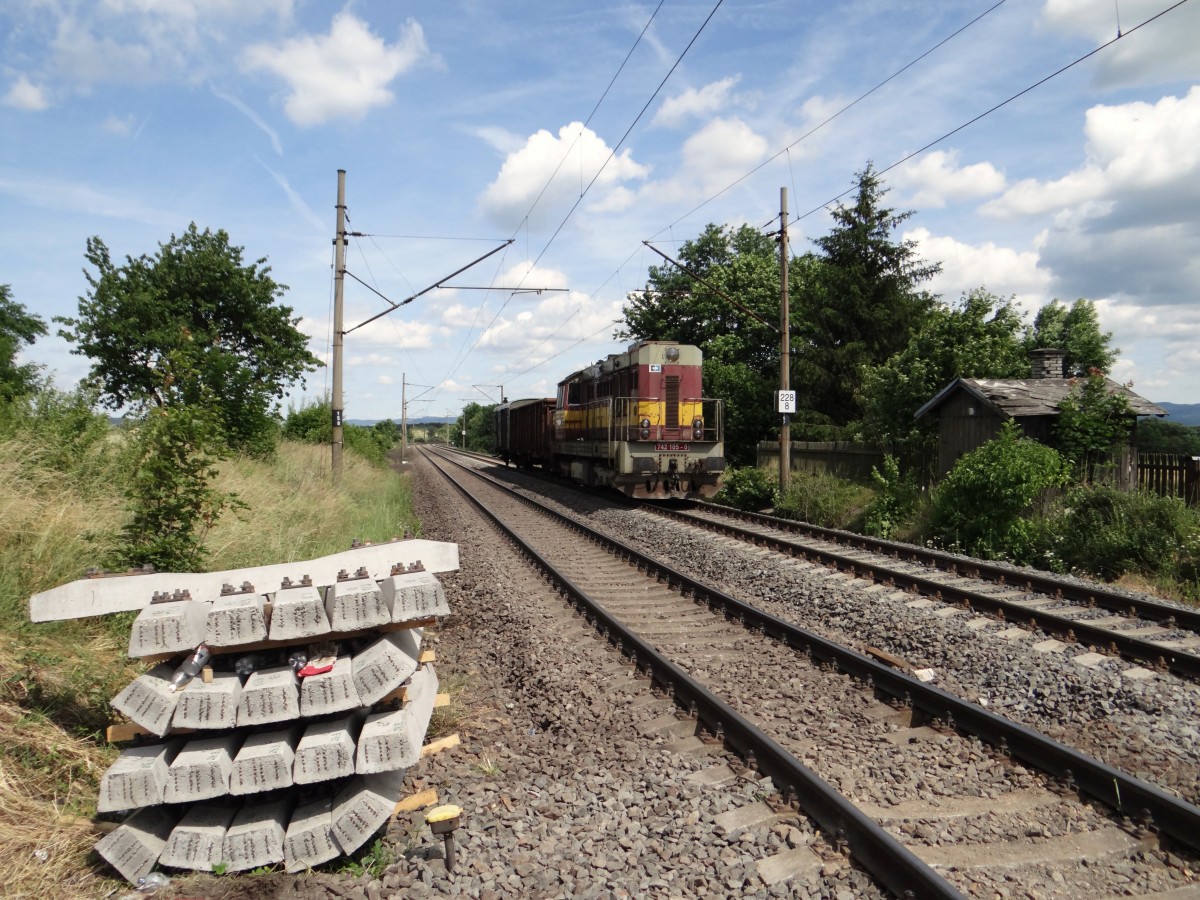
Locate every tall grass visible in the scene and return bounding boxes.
[0,416,416,899]
[202,443,418,570]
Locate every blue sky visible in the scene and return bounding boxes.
[3,0,1199,423]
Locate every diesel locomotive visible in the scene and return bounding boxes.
[495,340,725,500]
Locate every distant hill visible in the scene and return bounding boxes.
[346,417,456,426]
[1157,403,1200,427]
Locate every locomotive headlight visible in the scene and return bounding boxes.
[640,428,650,439]
[640,417,651,428]
[665,347,680,362]
[692,417,703,439]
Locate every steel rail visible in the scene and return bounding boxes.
[423,448,967,900]
[428,447,1200,854]
[675,502,1200,633]
[642,503,1200,680]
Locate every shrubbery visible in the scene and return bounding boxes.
[775,469,874,529]
[864,455,920,539]
[928,420,1070,564]
[1042,485,1200,589]
[0,384,114,479]
[712,466,778,511]
[104,401,246,573]
[282,400,395,466]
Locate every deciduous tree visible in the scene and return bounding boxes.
[0,284,48,402]
[622,223,801,464]
[1026,298,1117,375]
[859,288,1029,471]
[56,224,320,454]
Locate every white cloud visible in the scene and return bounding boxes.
[982,87,1200,307]
[0,172,174,226]
[478,122,649,229]
[241,12,432,126]
[102,113,135,135]
[1040,0,1200,86]
[312,306,442,352]
[100,0,293,20]
[378,374,394,385]
[493,260,569,292]
[905,226,1051,313]
[986,89,1200,219]
[3,76,50,110]
[475,289,625,362]
[469,125,527,156]
[1091,300,1200,397]
[890,150,1006,208]
[349,352,394,366]
[647,117,767,203]
[653,76,741,128]
[48,15,169,85]
[4,0,294,96]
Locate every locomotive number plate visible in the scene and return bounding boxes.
[655,443,688,451]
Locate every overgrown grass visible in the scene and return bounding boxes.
[775,469,875,530]
[203,442,419,569]
[0,424,418,899]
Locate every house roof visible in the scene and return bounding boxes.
[914,376,1168,421]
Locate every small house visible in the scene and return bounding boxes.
[914,349,1166,484]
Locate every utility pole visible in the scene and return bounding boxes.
[401,373,408,463]
[331,169,347,482]
[779,186,791,495]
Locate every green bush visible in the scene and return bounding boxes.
[1044,485,1200,586]
[712,466,778,511]
[282,399,331,443]
[864,455,920,539]
[282,399,393,466]
[104,402,246,572]
[929,420,1070,563]
[775,469,874,529]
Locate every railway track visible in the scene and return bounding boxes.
[642,501,1200,681]
[422,447,1200,898]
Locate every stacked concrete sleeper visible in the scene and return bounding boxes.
[95,563,451,882]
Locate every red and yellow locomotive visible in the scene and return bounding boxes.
[496,341,724,499]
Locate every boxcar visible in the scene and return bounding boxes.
[495,397,556,468]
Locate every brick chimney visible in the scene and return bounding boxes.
[1029,348,1066,379]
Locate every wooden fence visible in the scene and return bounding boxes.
[755,444,1199,506]
[1138,453,1200,505]
[757,441,887,481]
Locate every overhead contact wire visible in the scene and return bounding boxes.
[792,0,1192,225]
[651,0,1012,239]
[447,1,722,387]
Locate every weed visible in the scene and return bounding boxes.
[339,837,393,878]
[775,469,874,529]
[474,756,502,776]
[426,668,469,740]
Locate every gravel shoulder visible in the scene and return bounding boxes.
[161,453,870,900]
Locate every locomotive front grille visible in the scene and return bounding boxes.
[665,376,680,430]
